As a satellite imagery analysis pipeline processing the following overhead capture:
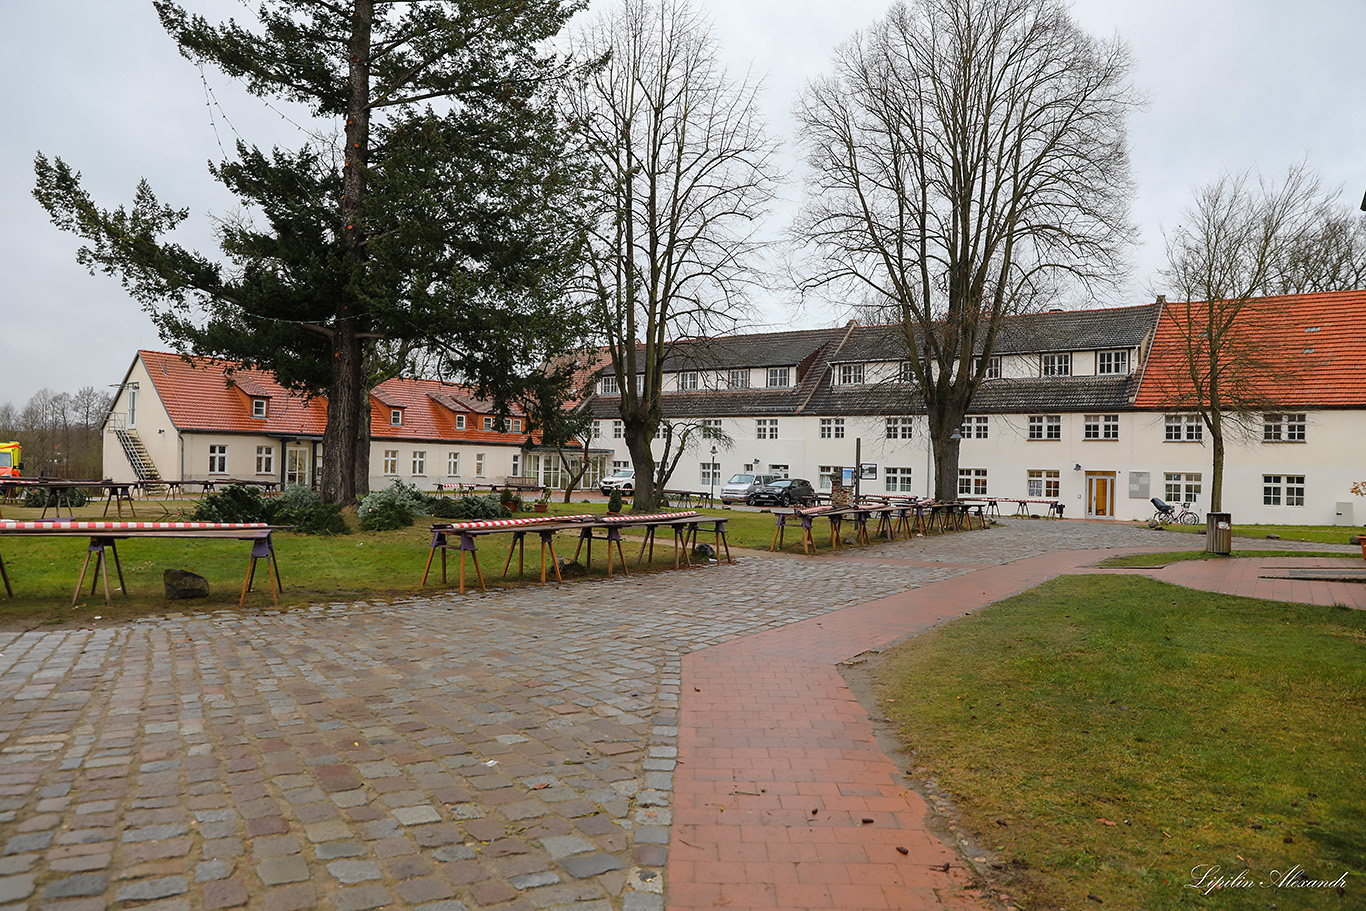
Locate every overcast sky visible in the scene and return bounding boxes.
[3,0,1363,409]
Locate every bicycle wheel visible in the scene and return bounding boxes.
[1179,511,1200,525]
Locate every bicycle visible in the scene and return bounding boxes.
[1150,497,1200,525]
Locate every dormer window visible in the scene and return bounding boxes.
[838,364,864,385]
[251,399,268,418]
[1041,353,1071,377]
[1097,350,1129,375]
[483,416,494,431]
[600,374,619,394]
[390,409,403,426]
[456,415,466,430]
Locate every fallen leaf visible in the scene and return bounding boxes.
[896,846,909,855]
[1097,818,1117,826]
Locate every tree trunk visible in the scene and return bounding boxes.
[622,422,658,513]
[318,0,373,506]
[1210,431,1225,513]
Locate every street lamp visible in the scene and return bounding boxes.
[709,445,718,506]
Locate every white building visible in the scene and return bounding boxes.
[586,292,1366,525]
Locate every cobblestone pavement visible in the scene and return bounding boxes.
[0,520,1259,910]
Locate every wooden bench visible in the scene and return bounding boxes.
[0,520,286,607]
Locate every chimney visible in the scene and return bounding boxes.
[1155,294,1167,304]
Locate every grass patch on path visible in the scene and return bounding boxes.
[877,575,1365,910]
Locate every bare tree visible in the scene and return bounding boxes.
[1266,208,1366,295]
[652,418,731,496]
[794,0,1138,498]
[567,0,780,512]
[1152,164,1333,516]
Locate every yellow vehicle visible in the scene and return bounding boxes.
[0,442,20,478]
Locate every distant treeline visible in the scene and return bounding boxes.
[0,387,113,479]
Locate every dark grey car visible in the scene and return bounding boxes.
[746,478,817,507]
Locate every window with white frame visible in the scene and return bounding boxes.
[390,409,403,426]
[1263,474,1305,507]
[768,464,790,479]
[475,454,485,477]
[208,445,227,474]
[252,399,268,418]
[1028,415,1062,440]
[885,467,915,492]
[1041,353,1071,377]
[448,452,459,476]
[701,462,721,485]
[1263,413,1306,442]
[766,367,790,388]
[1084,414,1119,440]
[898,361,916,383]
[1165,414,1202,442]
[612,460,630,470]
[958,468,987,496]
[756,418,778,440]
[254,446,274,474]
[1097,350,1130,375]
[483,416,495,431]
[818,465,835,489]
[456,414,466,430]
[511,418,522,433]
[600,374,618,394]
[1027,469,1060,498]
[511,454,521,477]
[703,418,722,433]
[612,420,624,439]
[591,420,601,440]
[820,417,845,439]
[678,371,698,391]
[973,356,1002,379]
[411,451,426,475]
[1164,472,1202,505]
[383,450,398,475]
[838,364,864,385]
[885,417,914,439]
[960,415,988,439]
[727,369,750,389]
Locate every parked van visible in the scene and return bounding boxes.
[719,473,776,504]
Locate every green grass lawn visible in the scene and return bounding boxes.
[1151,522,1364,546]
[875,575,1365,910]
[0,497,955,626]
[1098,550,1356,568]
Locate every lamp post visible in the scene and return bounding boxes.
[709,445,718,506]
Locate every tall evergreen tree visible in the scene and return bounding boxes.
[34,0,591,504]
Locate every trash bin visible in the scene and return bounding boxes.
[1206,512,1232,555]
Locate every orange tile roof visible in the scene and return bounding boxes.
[138,351,535,444]
[1135,290,1366,408]
[140,351,329,436]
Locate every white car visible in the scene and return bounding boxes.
[719,473,777,504]
[600,469,635,495]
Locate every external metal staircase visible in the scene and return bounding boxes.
[114,428,165,496]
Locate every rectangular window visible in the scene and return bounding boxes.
[591,420,601,440]
[483,416,494,431]
[701,462,721,485]
[898,361,916,383]
[1263,413,1306,442]
[820,418,845,439]
[885,417,914,439]
[475,454,485,477]
[727,369,750,389]
[678,371,698,391]
[456,414,466,430]
[1027,469,1060,499]
[767,367,790,388]
[390,409,403,426]
[756,418,778,440]
[511,418,522,433]
[958,468,987,496]
[1263,474,1305,507]
[612,420,624,439]
[1164,472,1202,505]
[1097,350,1130,375]
[511,454,521,477]
[600,374,618,394]
[1084,414,1119,440]
[252,399,268,418]
[838,364,864,385]
[448,452,459,476]
[1165,414,1203,442]
[885,467,915,493]
[613,460,630,470]
[208,445,227,474]
[960,416,988,439]
[412,451,426,475]
[768,464,790,479]
[818,465,835,490]
[1028,415,1062,441]
[703,418,722,433]
[255,446,274,475]
[383,450,398,475]
[973,356,1001,379]
[1041,353,1071,377]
